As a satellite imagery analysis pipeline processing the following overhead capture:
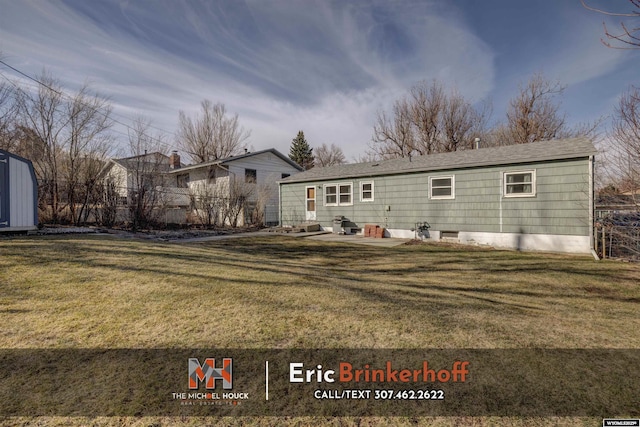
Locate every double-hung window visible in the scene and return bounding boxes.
[504,170,536,197]
[429,176,454,199]
[324,183,353,206]
[360,181,374,202]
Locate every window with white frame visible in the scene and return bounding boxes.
[360,181,374,202]
[325,185,337,205]
[339,184,352,205]
[504,170,536,197]
[324,183,353,206]
[429,175,454,199]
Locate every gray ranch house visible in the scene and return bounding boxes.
[279,137,597,253]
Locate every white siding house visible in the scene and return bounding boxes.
[165,149,302,225]
[0,149,38,232]
[101,148,302,226]
[100,152,173,205]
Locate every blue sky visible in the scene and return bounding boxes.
[0,0,637,161]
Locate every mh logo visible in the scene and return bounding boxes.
[188,358,232,390]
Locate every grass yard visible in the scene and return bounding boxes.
[0,234,639,426]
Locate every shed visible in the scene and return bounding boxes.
[0,149,38,232]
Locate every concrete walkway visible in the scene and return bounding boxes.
[170,230,410,247]
[303,233,411,247]
[167,231,274,243]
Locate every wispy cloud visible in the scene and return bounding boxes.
[5,0,578,159]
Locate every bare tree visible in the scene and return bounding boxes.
[314,143,346,167]
[352,152,381,163]
[189,178,225,227]
[0,52,17,150]
[370,80,488,159]
[65,85,114,225]
[499,73,567,145]
[595,85,640,259]
[441,90,488,152]
[250,181,276,226]
[177,100,250,163]
[0,81,18,151]
[495,73,599,146]
[16,72,114,224]
[98,178,119,227]
[223,177,254,227]
[16,72,69,223]
[409,80,445,155]
[371,97,416,159]
[582,0,640,49]
[126,117,168,231]
[610,86,640,198]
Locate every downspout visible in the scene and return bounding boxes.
[278,182,282,227]
[589,155,599,260]
[499,172,503,233]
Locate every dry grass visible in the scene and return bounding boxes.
[1,234,639,425]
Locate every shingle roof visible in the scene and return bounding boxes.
[112,152,171,171]
[281,137,598,184]
[165,148,303,174]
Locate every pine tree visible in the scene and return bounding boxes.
[288,130,314,170]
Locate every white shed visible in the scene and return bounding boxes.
[0,149,38,232]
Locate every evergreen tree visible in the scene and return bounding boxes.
[288,130,314,170]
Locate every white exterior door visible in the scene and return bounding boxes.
[305,186,316,221]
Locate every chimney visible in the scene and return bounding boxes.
[169,150,181,169]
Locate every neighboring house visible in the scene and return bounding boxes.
[102,148,302,226]
[100,152,175,206]
[279,137,597,254]
[596,194,638,215]
[0,149,38,232]
[165,148,303,225]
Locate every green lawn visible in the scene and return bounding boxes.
[1,234,638,426]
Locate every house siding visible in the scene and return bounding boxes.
[108,164,128,198]
[280,158,591,241]
[227,152,301,205]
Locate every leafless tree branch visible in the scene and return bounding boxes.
[177,100,250,163]
[582,0,640,49]
[314,143,346,167]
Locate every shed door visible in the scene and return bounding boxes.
[0,152,7,226]
[305,186,316,221]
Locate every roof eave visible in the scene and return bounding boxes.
[281,151,595,184]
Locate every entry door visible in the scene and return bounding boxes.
[0,153,7,227]
[305,186,316,221]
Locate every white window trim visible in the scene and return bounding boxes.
[429,175,455,200]
[323,182,353,206]
[503,170,536,198]
[324,184,338,206]
[360,181,374,202]
[338,182,353,206]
